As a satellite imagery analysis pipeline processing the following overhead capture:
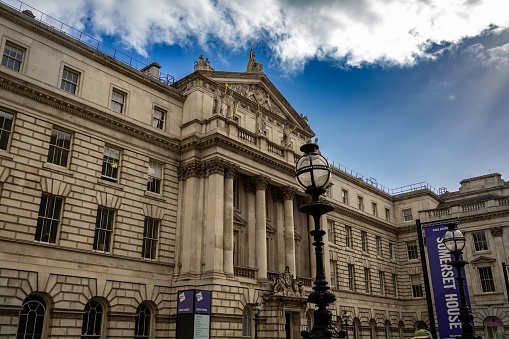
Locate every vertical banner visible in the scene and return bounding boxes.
[424,224,472,339]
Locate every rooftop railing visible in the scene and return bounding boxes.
[1,0,175,85]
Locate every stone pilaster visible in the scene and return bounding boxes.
[282,187,296,275]
[244,180,257,269]
[272,189,285,273]
[223,164,238,276]
[255,175,269,280]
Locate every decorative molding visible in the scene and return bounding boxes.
[39,177,71,196]
[254,175,269,191]
[281,186,296,201]
[143,204,165,220]
[95,192,122,209]
[489,226,503,237]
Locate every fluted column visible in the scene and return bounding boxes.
[282,187,296,275]
[255,175,269,280]
[244,181,256,269]
[223,164,237,276]
[273,190,285,273]
[203,159,225,275]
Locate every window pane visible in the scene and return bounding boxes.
[2,42,24,72]
[82,300,103,338]
[47,129,71,167]
[142,218,159,259]
[134,304,151,339]
[101,146,120,182]
[35,194,62,243]
[17,296,45,339]
[93,208,114,252]
[0,109,14,150]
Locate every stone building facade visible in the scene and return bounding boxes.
[0,3,507,339]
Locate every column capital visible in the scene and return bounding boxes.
[254,175,269,191]
[206,158,225,176]
[281,186,296,201]
[178,161,205,180]
[225,163,239,179]
[490,226,503,237]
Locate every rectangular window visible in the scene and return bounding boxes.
[233,231,239,266]
[101,146,120,182]
[93,207,115,252]
[330,260,337,289]
[407,240,419,260]
[372,202,378,216]
[111,89,126,113]
[389,242,394,260]
[479,267,496,292]
[35,194,63,243]
[142,217,159,259]
[385,208,390,221]
[327,219,334,243]
[392,274,398,297]
[60,67,79,94]
[2,41,24,72]
[402,208,413,222]
[379,271,385,296]
[47,128,71,167]
[472,231,488,252]
[348,264,356,291]
[233,178,239,209]
[345,225,352,248]
[357,195,364,211]
[326,185,333,198]
[411,274,423,298]
[342,189,348,204]
[361,231,368,252]
[147,160,163,193]
[153,107,166,130]
[0,109,14,150]
[364,267,371,293]
[376,236,382,256]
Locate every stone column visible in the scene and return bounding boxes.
[179,162,204,275]
[273,190,285,273]
[223,164,237,276]
[203,159,225,276]
[244,180,256,269]
[282,187,296,275]
[255,175,269,280]
[490,227,505,292]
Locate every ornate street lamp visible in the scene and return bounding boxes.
[295,142,346,339]
[342,311,350,339]
[442,223,481,339]
[253,302,261,339]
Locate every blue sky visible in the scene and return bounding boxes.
[12,0,509,192]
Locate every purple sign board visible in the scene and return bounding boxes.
[424,224,473,339]
[194,290,212,315]
[177,290,194,314]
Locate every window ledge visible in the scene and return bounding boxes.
[0,149,14,160]
[42,162,74,176]
[97,178,123,190]
[144,190,166,201]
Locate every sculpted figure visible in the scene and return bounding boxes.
[213,88,223,115]
[256,111,266,134]
[282,123,292,148]
[226,93,235,119]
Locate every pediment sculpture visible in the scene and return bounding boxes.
[272,266,305,297]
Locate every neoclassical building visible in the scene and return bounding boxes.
[0,3,507,339]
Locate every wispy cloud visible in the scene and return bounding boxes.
[22,0,509,72]
[466,42,509,68]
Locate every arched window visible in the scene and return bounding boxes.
[81,300,103,339]
[353,318,360,339]
[242,306,252,338]
[484,316,505,339]
[17,295,46,339]
[370,319,376,339]
[134,304,151,339]
[384,320,391,339]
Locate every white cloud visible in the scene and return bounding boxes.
[467,42,509,68]
[23,0,509,72]
[447,95,457,101]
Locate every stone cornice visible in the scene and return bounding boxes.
[0,4,183,100]
[0,71,181,152]
[330,203,398,234]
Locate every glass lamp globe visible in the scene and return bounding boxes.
[253,302,261,316]
[295,143,331,191]
[443,223,466,253]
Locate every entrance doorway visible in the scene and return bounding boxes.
[285,312,300,339]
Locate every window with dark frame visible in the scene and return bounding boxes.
[348,263,356,291]
[0,109,14,150]
[361,231,368,252]
[389,242,394,260]
[402,208,413,222]
[411,274,423,298]
[364,267,371,293]
[81,300,103,339]
[47,128,71,167]
[472,231,489,252]
[372,202,378,216]
[35,194,62,243]
[93,207,114,252]
[345,225,352,248]
[134,304,151,339]
[101,146,120,182]
[330,260,337,289]
[392,274,398,297]
[385,208,390,222]
[17,295,46,339]
[406,240,419,260]
[147,160,162,194]
[142,217,159,260]
[357,195,364,211]
[153,107,165,130]
[327,219,335,243]
[233,231,239,266]
[379,271,385,295]
[376,235,382,256]
[479,267,496,293]
[111,89,125,113]
[342,189,348,204]
[2,41,24,72]
[233,177,239,209]
[61,67,79,94]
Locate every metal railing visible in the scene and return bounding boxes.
[1,0,175,85]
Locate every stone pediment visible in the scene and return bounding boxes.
[470,255,496,267]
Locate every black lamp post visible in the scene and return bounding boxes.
[253,302,261,339]
[295,142,346,339]
[442,223,481,339]
[342,311,350,339]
